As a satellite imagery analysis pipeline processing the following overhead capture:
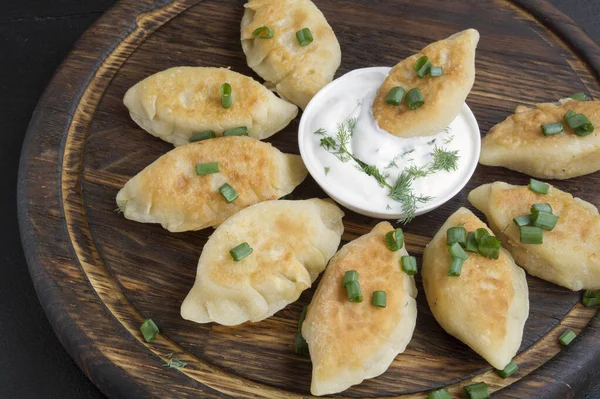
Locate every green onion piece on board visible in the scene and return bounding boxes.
[583,290,600,307]
[541,122,563,136]
[385,228,404,251]
[532,211,559,231]
[465,232,478,252]
[297,306,308,332]
[429,66,443,77]
[447,257,464,277]
[473,228,490,243]
[406,88,425,110]
[342,270,359,288]
[220,82,232,109]
[448,242,468,260]
[219,183,238,203]
[520,225,543,244]
[513,215,532,227]
[414,56,432,78]
[559,329,577,346]
[496,360,519,378]
[229,242,253,261]
[401,256,418,275]
[372,291,387,308]
[427,388,451,399]
[296,28,313,46]
[529,178,550,194]
[223,126,249,136]
[252,26,274,39]
[189,130,216,142]
[531,203,553,215]
[345,280,363,302]
[447,226,467,246]
[565,112,595,136]
[464,382,490,399]
[140,318,159,343]
[385,87,406,105]
[570,92,588,101]
[195,162,220,175]
[294,331,309,355]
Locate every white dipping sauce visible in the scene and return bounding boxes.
[298,67,480,219]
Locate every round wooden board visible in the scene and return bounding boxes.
[17,0,600,397]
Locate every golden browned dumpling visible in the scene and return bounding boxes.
[123,67,298,146]
[181,199,344,326]
[422,208,528,370]
[116,136,308,232]
[302,222,417,396]
[480,100,600,179]
[372,29,479,137]
[469,182,600,290]
[241,0,341,109]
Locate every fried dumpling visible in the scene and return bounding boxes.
[116,136,308,232]
[422,208,528,370]
[181,199,344,326]
[241,0,341,109]
[372,29,479,137]
[123,67,298,146]
[302,222,417,396]
[469,182,600,290]
[479,100,600,179]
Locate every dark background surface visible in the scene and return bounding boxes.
[1,1,599,398]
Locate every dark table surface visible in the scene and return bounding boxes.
[2,1,600,398]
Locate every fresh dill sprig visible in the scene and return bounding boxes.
[385,154,402,169]
[319,136,336,151]
[314,127,327,136]
[388,172,433,224]
[443,134,455,144]
[401,149,415,158]
[430,146,460,172]
[444,126,452,134]
[427,138,436,145]
[347,117,358,133]
[355,159,389,187]
[163,353,187,369]
[324,167,331,176]
[386,204,392,211]
[405,164,432,179]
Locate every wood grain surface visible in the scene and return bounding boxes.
[17,0,600,397]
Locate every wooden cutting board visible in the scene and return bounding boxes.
[17,0,600,397]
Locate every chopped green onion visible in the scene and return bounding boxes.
[430,66,443,77]
[583,290,600,307]
[565,109,576,120]
[229,242,253,261]
[296,27,313,46]
[189,130,216,142]
[345,280,363,302]
[223,126,248,136]
[343,270,359,288]
[385,87,405,105]
[496,360,519,378]
[532,211,559,231]
[541,122,563,136]
[401,256,418,275]
[570,92,588,101]
[447,256,464,277]
[195,162,220,175]
[529,178,550,194]
[406,88,424,110]
[427,388,451,399]
[140,319,159,343]
[297,306,308,332]
[464,382,490,399]
[385,228,404,251]
[372,291,387,308]
[473,228,490,243]
[478,236,501,260]
[447,226,467,246]
[219,183,238,203]
[479,235,501,249]
[414,56,432,78]
[252,26,274,39]
[465,232,478,252]
[448,242,468,260]
[294,332,309,355]
[513,215,532,227]
[565,112,595,136]
[220,83,232,109]
[559,329,576,346]
[520,225,543,244]
[531,203,553,215]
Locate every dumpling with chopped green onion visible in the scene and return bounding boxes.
[123,67,298,146]
[479,100,600,179]
[302,222,417,396]
[116,136,308,232]
[468,181,600,290]
[372,29,479,137]
[181,199,344,326]
[240,0,341,109]
[422,207,528,370]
